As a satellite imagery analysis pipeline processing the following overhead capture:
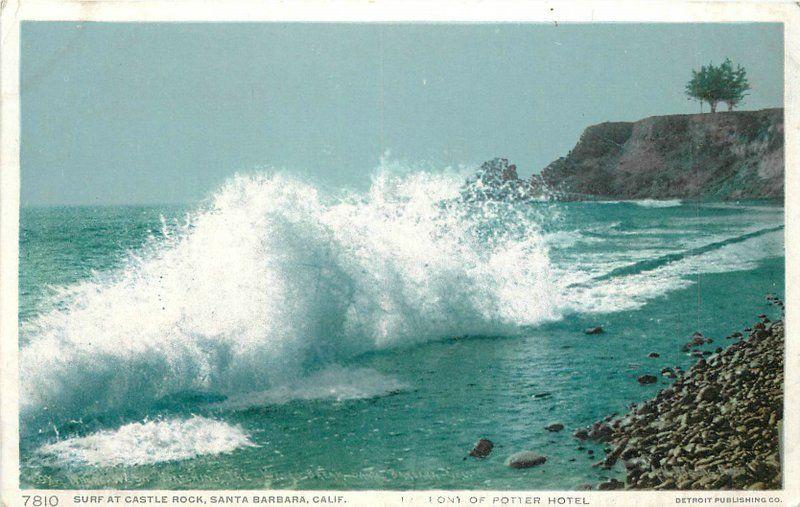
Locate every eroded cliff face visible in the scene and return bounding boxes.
[538,108,784,200]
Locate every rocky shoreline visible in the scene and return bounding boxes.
[576,295,784,490]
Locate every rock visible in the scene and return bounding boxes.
[585,315,784,491]
[637,375,658,385]
[468,438,494,458]
[587,423,613,442]
[696,386,719,403]
[462,158,532,201]
[506,451,547,469]
[597,478,624,490]
[545,423,564,432]
[573,429,589,440]
[533,392,552,399]
[603,438,629,468]
[585,326,604,335]
[648,352,660,358]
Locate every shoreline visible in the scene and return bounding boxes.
[575,295,784,490]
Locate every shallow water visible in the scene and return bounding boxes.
[18,172,784,489]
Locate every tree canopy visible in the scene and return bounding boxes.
[685,58,750,113]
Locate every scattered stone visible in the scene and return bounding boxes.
[468,438,494,458]
[603,438,628,468]
[585,326,604,335]
[506,451,547,469]
[587,423,613,442]
[597,478,624,490]
[583,316,784,490]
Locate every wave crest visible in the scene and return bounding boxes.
[20,170,559,435]
[36,416,255,466]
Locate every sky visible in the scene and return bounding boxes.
[21,22,783,206]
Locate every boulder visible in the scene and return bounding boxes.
[585,326,604,335]
[506,451,547,469]
[587,423,613,442]
[637,375,658,385]
[545,423,564,432]
[573,428,589,440]
[468,438,494,458]
[597,478,624,490]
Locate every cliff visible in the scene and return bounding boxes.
[537,108,784,200]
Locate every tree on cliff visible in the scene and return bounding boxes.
[685,58,750,113]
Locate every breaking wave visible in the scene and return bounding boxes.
[36,416,255,466]
[633,199,683,208]
[19,169,559,436]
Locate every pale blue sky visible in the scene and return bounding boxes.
[21,22,783,206]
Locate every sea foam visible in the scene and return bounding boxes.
[20,169,559,435]
[37,416,255,466]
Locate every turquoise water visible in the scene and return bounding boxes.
[18,173,784,489]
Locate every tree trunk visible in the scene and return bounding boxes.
[727,102,734,112]
[710,101,717,113]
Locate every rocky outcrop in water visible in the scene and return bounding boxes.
[538,108,783,200]
[578,304,784,490]
[461,158,532,201]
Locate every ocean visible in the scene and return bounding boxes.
[18,170,784,490]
